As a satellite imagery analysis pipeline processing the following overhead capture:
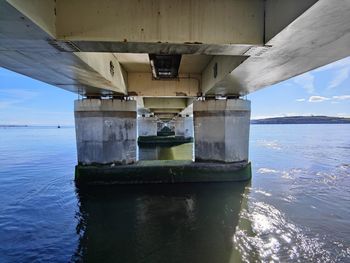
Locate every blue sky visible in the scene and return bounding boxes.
[248,56,350,119]
[1,56,350,125]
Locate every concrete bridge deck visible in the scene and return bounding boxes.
[1,0,350,182]
[2,1,350,102]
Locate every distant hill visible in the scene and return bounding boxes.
[0,125,28,127]
[251,116,350,124]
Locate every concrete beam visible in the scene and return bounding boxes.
[265,0,318,42]
[143,98,189,110]
[6,0,318,56]
[4,0,349,98]
[128,73,199,97]
[55,0,264,45]
[0,1,127,95]
[71,42,254,56]
[152,109,182,114]
[139,98,194,120]
[74,52,128,95]
[179,104,193,116]
[203,0,350,96]
[201,56,247,95]
[157,113,178,121]
[7,0,56,37]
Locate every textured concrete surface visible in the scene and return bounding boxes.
[3,0,350,98]
[75,99,137,165]
[193,99,251,163]
[174,117,194,138]
[138,116,157,136]
[75,161,251,184]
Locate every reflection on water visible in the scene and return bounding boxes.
[73,182,249,263]
[139,143,194,161]
[69,142,251,262]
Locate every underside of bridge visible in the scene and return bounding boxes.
[1,0,350,181]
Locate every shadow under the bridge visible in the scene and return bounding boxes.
[72,180,251,263]
[138,142,194,161]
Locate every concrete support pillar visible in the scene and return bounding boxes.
[193,99,250,163]
[138,116,157,136]
[174,116,194,138]
[74,99,137,165]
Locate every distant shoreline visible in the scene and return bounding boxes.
[0,125,29,127]
[2,116,350,127]
[0,125,74,128]
[251,116,350,124]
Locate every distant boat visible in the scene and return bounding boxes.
[57,125,61,128]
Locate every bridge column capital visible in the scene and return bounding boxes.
[74,99,137,165]
[193,99,251,163]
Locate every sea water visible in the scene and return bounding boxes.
[0,125,349,262]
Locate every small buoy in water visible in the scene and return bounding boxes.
[57,125,61,128]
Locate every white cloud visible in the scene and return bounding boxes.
[304,94,350,103]
[293,72,314,93]
[333,95,350,100]
[328,67,350,89]
[296,98,305,102]
[308,96,330,102]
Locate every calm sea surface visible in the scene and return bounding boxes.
[0,125,349,262]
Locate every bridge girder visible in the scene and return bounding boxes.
[2,0,350,120]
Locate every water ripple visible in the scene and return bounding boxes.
[233,199,348,262]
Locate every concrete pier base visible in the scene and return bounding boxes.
[74,98,252,184]
[74,99,137,165]
[193,99,251,163]
[75,161,251,185]
[138,116,157,136]
[174,116,194,138]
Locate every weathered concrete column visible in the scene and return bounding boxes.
[193,99,250,163]
[74,99,137,165]
[174,116,194,138]
[138,116,157,136]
